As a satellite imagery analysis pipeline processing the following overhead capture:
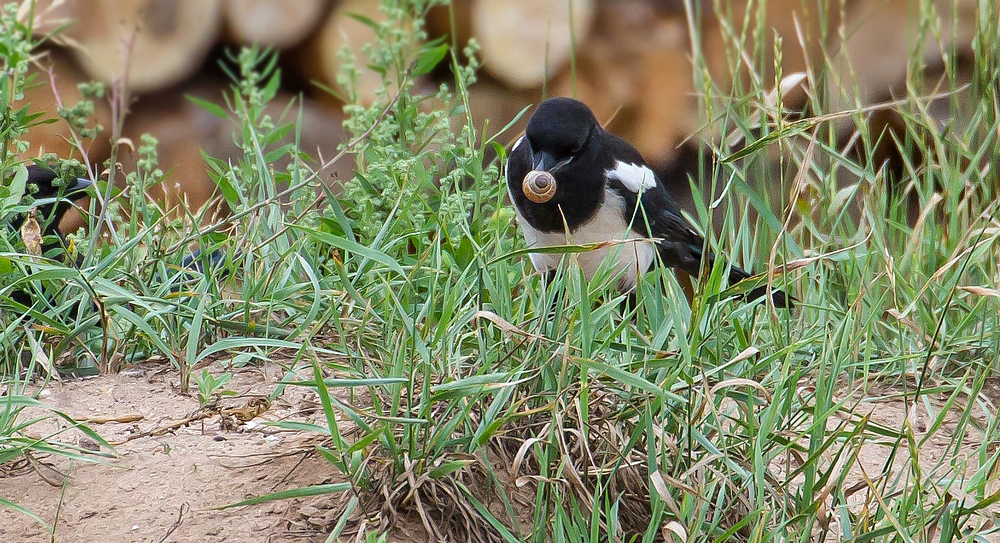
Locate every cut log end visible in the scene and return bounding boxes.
[222,0,328,49]
[68,0,223,94]
[473,0,596,89]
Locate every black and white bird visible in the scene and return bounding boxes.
[505,97,792,308]
[6,164,92,260]
[4,163,93,310]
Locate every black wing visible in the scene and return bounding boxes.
[600,133,707,277]
[602,133,793,307]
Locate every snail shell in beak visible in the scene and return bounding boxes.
[522,170,556,203]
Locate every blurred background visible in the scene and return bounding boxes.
[19,0,983,231]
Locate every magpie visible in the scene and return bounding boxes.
[4,164,92,310]
[6,164,92,259]
[505,97,792,308]
[181,248,226,275]
[163,247,227,291]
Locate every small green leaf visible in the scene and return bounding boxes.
[0,498,50,530]
[721,118,817,162]
[205,161,240,205]
[263,68,282,102]
[428,459,472,479]
[412,43,448,76]
[576,357,686,403]
[185,283,209,373]
[488,240,640,266]
[185,95,229,119]
[269,421,330,434]
[346,13,378,29]
[215,483,351,509]
[2,165,28,210]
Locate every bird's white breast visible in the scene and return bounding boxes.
[514,188,656,290]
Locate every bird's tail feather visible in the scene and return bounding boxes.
[656,243,793,308]
[726,262,794,308]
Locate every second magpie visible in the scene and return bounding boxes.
[6,164,92,262]
[4,163,93,311]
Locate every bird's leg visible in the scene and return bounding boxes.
[540,269,562,325]
[619,289,639,316]
[543,269,558,287]
[674,270,696,305]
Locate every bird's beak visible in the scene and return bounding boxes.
[66,178,92,198]
[61,178,93,203]
[30,178,93,207]
[531,150,572,173]
[532,150,556,172]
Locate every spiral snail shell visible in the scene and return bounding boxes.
[522,170,557,203]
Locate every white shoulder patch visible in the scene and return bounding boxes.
[605,161,657,194]
[511,135,525,153]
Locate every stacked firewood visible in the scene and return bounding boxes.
[18,0,985,228]
[25,0,350,229]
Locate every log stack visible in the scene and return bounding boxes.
[304,0,394,106]
[222,0,327,49]
[65,0,224,94]
[14,0,988,228]
[472,0,596,90]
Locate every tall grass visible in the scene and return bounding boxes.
[4,0,1000,541]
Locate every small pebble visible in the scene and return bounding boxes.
[299,505,321,517]
[120,369,146,378]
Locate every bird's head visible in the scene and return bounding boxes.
[524,97,599,174]
[12,164,92,230]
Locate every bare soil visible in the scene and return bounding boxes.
[4,363,1000,542]
[1,362,342,543]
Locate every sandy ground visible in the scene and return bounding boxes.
[1,362,341,543]
[4,361,1000,542]
[776,380,1000,542]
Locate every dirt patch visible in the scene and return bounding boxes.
[773,384,1000,541]
[5,364,999,542]
[1,362,342,543]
